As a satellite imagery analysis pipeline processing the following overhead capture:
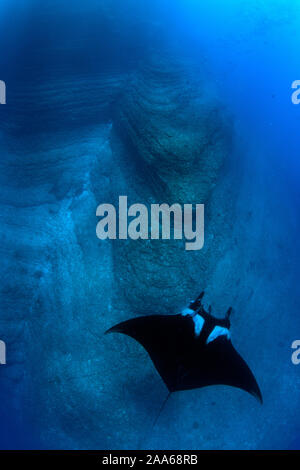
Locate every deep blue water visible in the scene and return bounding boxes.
[0,0,300,450]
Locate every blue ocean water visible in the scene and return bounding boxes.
[0,0,299,449]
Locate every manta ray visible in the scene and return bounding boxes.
[106,292,262,408]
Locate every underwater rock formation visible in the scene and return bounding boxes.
[0,0,153,136]
[0,0,164,448]
[112,53,233,315]
[0,2,234,447]
[0,123,115,448]
[115,53,232,203]
[3,73,127,136]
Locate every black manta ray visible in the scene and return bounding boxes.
[106,292,263,404]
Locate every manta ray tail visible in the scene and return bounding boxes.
[153,391,171,428]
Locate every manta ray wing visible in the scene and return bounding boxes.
[106,315,192,391]
[106,314,262,403]
[175,335,263,402]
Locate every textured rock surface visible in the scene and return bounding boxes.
[3,73,127,136]
[112,54,233,315]
[0,124,115,447]
[116,53,232,203]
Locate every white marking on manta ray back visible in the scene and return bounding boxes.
[206,326,231,344]
[181,307,194,316]
[181,309,205,336]
[193,315,205,336]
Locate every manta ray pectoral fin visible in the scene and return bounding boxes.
[106,313,263,403]
[206,326,231,344]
